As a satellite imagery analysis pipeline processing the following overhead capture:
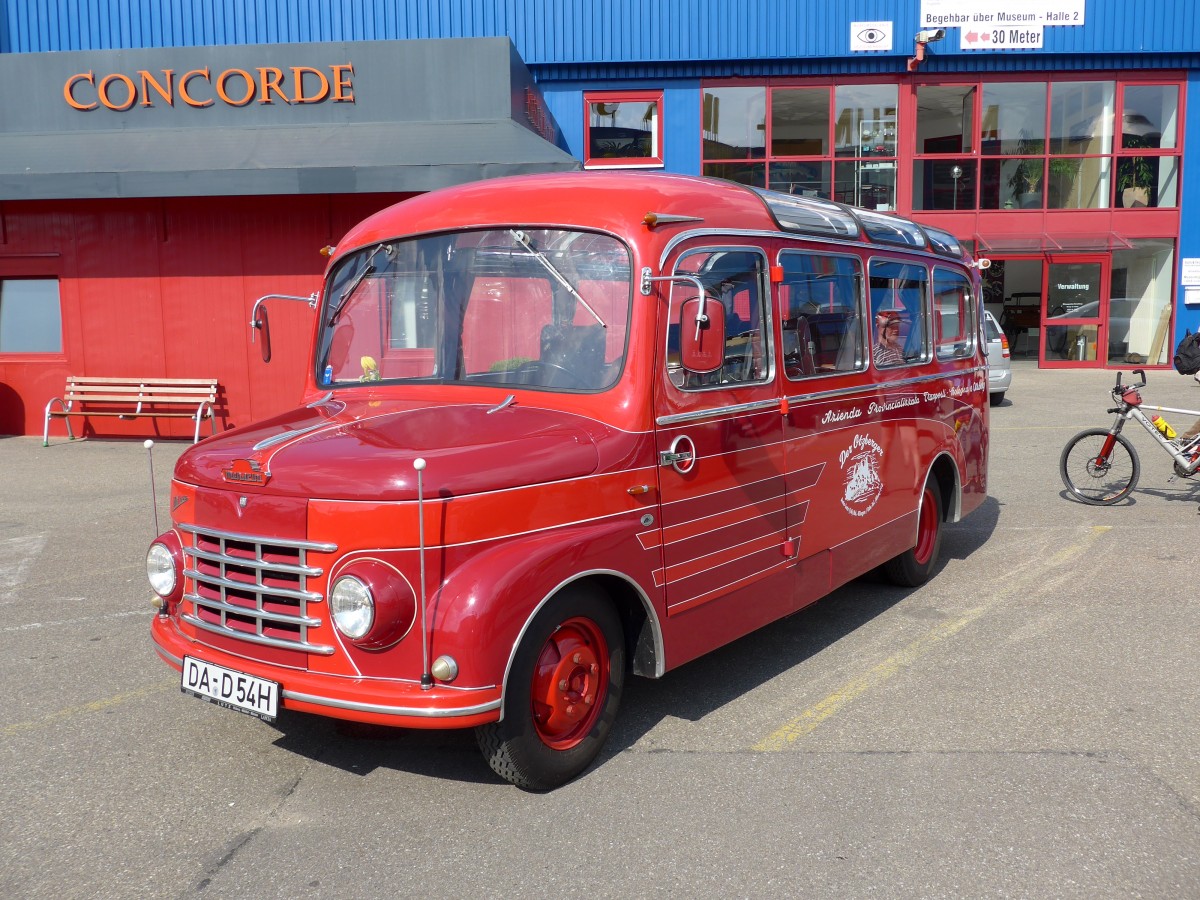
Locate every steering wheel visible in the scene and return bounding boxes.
[514,360,591,389]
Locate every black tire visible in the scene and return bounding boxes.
[1060,428,1140,505]
[883,478,944,587]
[989,391,1005,407]
[475,584,625,791]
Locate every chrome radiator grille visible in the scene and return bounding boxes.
[179,524,337,656]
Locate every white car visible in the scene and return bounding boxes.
[983,310,1011,406]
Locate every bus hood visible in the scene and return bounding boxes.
[174,398,603,501]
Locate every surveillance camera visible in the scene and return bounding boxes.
[916,28,946,43]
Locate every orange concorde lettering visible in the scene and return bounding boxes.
[179,68,213,107]
[65,63,355,109]
[98,73,137,110]
[139,70,175,107]
[291,66,330,103]
[215,68,255,106]
[257,67,290,105]
[330,64,355,102]
[64,71,98,110]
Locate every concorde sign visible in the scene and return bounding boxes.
[920,0,1085,51]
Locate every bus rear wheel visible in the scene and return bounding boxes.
[475,584,625,791]
[883,479,943,587]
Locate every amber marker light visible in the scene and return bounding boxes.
[319,245,336,257]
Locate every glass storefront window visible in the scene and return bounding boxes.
[771,88,829,156]
[1050,81,1114,154]
[834,84,897,157]
[1116,156,1178,208]
[1047,156,1111,209]
[1108,240,1175,366]
[915,85,976,153]
[912,159,976,211]
[703,87,766,160]
[835,160,895,211]
[0,279,62,353]
[768,161,831,198]
[981,82,1047,155]
[584,91,664,167]
[980,157,1045,209]
[702,161,766,188]
[701,75,1182,220]
[1122,84,1178,149]
[830,84,898,211]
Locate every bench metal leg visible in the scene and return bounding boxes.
[42,399,74,446]
[193,403,217,444]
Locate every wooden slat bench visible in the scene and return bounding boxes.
[43,377,219,446]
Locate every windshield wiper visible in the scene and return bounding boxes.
[327,243,390,325]
[508,230,606,328]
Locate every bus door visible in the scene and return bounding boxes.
[776,249,868,606]
[652,245,795,651]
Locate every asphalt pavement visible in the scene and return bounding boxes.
[3,360,1200,899]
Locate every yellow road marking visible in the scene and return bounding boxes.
[753,525,1113,752]
[3,679,176,738]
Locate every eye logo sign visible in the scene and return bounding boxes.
[850,21,893,52]
[839,434,885,517]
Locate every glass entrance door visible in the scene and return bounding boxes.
[1041,256,1110,367]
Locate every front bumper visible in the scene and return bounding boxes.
[151,614,501,729]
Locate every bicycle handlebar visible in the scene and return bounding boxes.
[1114,368,1148,392]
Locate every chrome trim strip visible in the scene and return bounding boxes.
[253,421,329,450]
[184,591,322,627]
[178,523,337,554]
[184,548,323,578]
[283,689,501,719]
[184,569,322,604]
[783,367,987,405]
[657,227,962,272]
[182,613,335,656]
[656,398,780,427]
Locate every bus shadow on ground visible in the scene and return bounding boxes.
[265,496,1001,787]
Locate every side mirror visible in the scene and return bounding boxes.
[249,292,318,364]
[253,304,272,363]
[680,297,726,373]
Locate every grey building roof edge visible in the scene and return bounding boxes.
[0,119,580,200]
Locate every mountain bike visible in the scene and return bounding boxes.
[1060,368,1200,505]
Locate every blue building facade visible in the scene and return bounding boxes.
[1,0,1198,432]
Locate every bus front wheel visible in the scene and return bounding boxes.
[475,584,625,791]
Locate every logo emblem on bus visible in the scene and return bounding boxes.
[839,434,884,517]
[222,458,270,486]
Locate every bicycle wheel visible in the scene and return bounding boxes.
[1059,428,1140,505]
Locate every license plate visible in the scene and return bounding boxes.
[181,656,279,722]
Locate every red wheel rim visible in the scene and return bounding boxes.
[912,486,938,565]
[529,616,610,750]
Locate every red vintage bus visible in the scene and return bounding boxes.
[147,171,989,789]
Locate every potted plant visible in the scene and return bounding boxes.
[1006,135,1045,208]
[1117,154,1154,208]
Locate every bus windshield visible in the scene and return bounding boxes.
[316,228,632,391]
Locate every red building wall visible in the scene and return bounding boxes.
[0,193,410,437]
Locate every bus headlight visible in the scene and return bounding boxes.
[146,532,183,606]
[329,562,416,649]
[331,576,374,639]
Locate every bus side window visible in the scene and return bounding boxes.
[933,267,975,360]
[779,251,865,380]
[669,248,770,388]
[869,260,929,367]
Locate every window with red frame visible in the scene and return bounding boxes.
[584,91,663,168]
